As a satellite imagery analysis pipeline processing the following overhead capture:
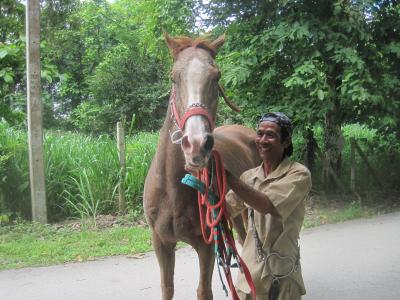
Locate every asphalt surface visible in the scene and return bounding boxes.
[1,212,399,300]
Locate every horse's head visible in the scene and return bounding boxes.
[165,33,225,172]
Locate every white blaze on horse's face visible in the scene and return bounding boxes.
[165,33,225,172]
[183,58,212,160]
[178,50,219,171]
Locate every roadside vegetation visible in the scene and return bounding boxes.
[1,197,399,271]
[0,121,157,222]
[1,121,399,223]
[1,121,399,271]
[1,0,399,272]
[0,217,151,270]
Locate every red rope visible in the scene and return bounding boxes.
[169,83,254,297]
[197,151,225,244]
[196,150,256,300]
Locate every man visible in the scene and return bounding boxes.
[225,112,311,300]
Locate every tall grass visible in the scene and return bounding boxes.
[1,119,398,221]
[0,122,30,218]
[0,121,158,221]
[44,131,121,220]
[124,132,158,213]
[63,169,103,225]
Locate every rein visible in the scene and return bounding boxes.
[197,151,227,244]
[170,83,255,299]
[181,152,256,300]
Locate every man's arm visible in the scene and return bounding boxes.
[226,170,279,216]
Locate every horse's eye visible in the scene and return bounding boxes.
[213,70,221,82]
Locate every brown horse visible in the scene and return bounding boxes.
[143,33,261,300]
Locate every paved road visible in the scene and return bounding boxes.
[1,212,399,300]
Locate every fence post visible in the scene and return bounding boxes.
[350,138,356,191]
[117,122,127,214]
[26,0,47,223]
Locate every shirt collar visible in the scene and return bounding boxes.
[253,156,292,181]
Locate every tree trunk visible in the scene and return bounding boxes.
[304,127,317,174]
[323,101,344,191]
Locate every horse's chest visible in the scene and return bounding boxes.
[145,191,200,243]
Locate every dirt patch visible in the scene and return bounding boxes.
[303,189,400,227]
[53,214,148,231]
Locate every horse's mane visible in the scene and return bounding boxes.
[170,36,218,59]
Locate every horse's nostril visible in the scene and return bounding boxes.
[192,156,203,164]
[203,134,214,151]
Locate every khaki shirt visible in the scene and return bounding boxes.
[226,157,311,295]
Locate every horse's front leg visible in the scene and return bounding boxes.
[152,232,176,300]
[194,240,215,300]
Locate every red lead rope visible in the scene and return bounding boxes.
[196,150,256,300]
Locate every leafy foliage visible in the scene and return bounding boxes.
[1,0,400,216]
[203,0,400,186]
[88,44,169,132]
[37,0,197,132]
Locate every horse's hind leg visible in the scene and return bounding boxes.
[152,233,176,300]
[194,241,215,300]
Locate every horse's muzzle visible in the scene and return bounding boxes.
[181,133,214,171]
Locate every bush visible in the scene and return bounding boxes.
[292,123,400,192]
[0,121,30,219]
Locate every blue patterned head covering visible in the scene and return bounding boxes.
[258,112,293,137]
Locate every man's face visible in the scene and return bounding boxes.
[255,121,288,162]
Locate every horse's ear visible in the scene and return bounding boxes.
[210,33,226,53]
[164,31,180,58]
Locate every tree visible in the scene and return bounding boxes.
[201,0,400,189]
[0,0,24,43]
[80,0,197,132]
[38,0,198,132]
[0,0,25,125]
[0,0,62,127]
[367,1,400,133]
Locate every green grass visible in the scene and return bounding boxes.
[2,199,398,271]
[0,222,152,270]
[0,121,158,221]
[302,200,376,228]
[332,201,369,222]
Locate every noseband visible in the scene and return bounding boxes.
[169,86,216,132]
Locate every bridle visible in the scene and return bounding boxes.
[169,85,216,144]
[169,83,240,144]
[169,85,216,131]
